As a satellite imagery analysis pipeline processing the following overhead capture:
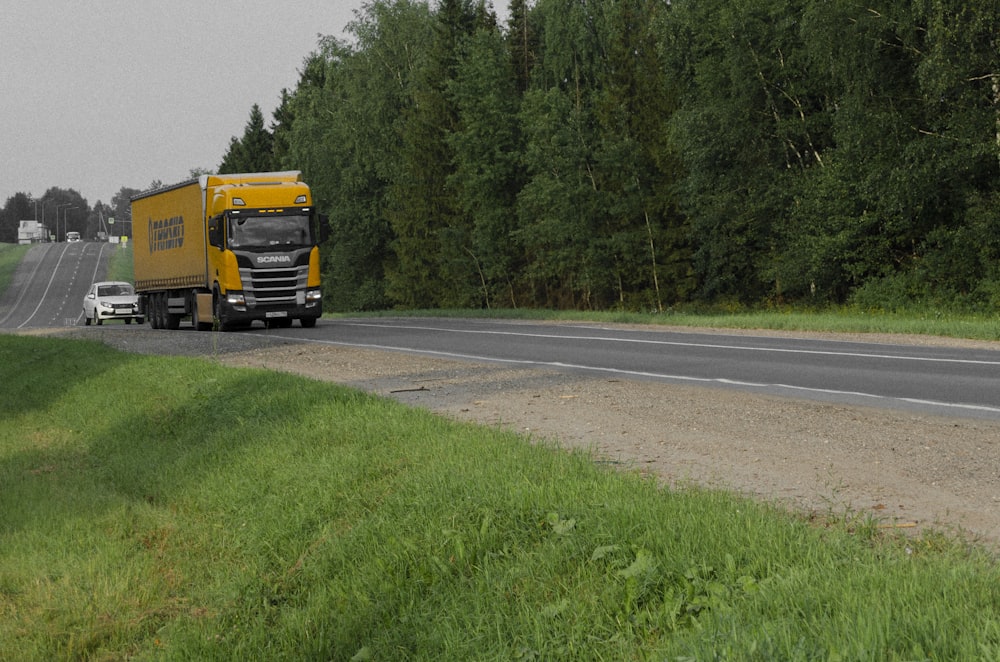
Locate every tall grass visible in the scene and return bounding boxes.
[2,335,999,660]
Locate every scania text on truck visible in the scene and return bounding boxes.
[131,171,323,331]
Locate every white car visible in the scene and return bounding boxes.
[83,281,143,325]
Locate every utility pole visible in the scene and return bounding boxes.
[55,203,71,242]
[62,206,78,241]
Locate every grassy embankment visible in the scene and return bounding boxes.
[105,242,135,283]
[0,243,31,296]
[3,242,1000,659]
[2,342,1000,659]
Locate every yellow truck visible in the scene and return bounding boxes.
[131,171,323,330]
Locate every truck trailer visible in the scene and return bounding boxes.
[131,171,323,331]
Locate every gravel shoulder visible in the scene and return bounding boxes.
[43,324,1000,550]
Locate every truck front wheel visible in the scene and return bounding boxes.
[149,294,162,329]
[213,290,232,332]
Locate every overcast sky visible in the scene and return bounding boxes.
[1,0,367,208]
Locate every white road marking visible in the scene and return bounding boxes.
[339,322,1000,367]
[267,332,1000,417]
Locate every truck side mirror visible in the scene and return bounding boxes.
[208,217,223,248]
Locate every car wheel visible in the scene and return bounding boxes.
[125,318,132,325]
[84,313,91,326]
[96,315,103,326]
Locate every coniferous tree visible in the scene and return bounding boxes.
[591,0,691,310]
[384,0,479,308]
[219,104,275,174]
[516,0,613,308]
[506,0,539,93]
[448,14,525,308]
[287,2,433,311]
[270,89,296,169]
[666,0,815,302]
[264,0,1000,311]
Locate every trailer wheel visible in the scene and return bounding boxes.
[149,294,161,329]
[165,308,181,330]
[155,293,166,329]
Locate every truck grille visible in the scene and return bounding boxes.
[239,265,309,306]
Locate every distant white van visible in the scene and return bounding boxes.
[66,231,81,243]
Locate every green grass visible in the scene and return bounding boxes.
[106,242,134,283]
[343,307,1000,342]
[0,243,31,296]
[2,335,1000,660]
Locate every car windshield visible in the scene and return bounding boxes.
[228,213,312,249]
[98,284,134,297]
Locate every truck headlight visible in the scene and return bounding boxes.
[226,292,247,312]
[305,289,322,302]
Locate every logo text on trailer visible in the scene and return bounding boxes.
[149,216,184,253]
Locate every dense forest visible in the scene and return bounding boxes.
[7,0,1000,314]
[264,0,997,313]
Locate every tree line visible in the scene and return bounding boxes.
[7,0,1000,314]
[0,189,124,245]
[258,0,998,313]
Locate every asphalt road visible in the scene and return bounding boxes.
[4,243,1000,421]
[0,242,113,329]
[283,318,1000,421]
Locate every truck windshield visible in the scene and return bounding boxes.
[228,213,312,249]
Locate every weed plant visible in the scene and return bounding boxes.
[2,335,1000,660]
